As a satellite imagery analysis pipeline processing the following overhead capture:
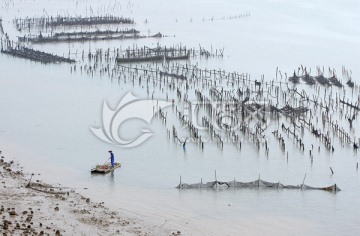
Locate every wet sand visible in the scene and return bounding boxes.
[0,154,181,236]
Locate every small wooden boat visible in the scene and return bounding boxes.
[91,162,121,174]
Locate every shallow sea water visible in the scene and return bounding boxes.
[1,0,360,235]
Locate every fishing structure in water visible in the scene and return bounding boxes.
[17,28,144,43]
[177,172,341,193]
[14,15,134,32]
[1,10,359,191]
[116,45,192,63]
[1,39,75,63]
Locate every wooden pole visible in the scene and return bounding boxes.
[301,173,307,189]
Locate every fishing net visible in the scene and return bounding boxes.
[177,179,340,192]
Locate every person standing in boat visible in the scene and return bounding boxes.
[108,150,115,168]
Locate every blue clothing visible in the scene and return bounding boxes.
[110,153,115,168]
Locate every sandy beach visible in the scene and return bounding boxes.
[0,153,181,236]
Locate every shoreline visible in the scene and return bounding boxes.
[0,152,182,236]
